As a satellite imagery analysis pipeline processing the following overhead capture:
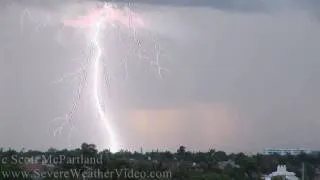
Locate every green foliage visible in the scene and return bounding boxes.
[0,144,318,180]
[271,176,285,180]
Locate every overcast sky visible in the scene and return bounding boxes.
[1,0,320,153]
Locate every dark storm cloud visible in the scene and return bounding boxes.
[104,0,320,16]
[113,7,320,152]
[108,0,266,12]
[1,0,320,152]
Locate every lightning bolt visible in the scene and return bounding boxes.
[59,3,121,152]
[60,2,148,152]
[90,16,119,152]
[18,2,168,152]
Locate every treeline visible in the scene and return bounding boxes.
[0,143,319,179]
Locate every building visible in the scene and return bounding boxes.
[263,148,312,156]
[314,167,320,180]
[218,160,240,169]
[265,165,299,180]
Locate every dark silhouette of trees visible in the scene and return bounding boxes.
[0,143,319,179]
[177,145,186,154]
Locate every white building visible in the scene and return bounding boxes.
[263,148,311,156]
[265,165,299,180]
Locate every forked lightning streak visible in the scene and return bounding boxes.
[20,2,167,152]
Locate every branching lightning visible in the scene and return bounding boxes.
[18,1,167,152]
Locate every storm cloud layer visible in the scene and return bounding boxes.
[0,0,320,153]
